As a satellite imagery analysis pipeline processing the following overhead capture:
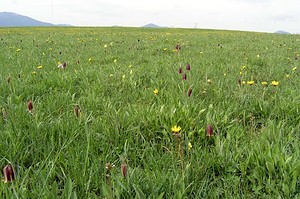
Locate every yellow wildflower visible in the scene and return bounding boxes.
[153,89,159,95]
[188,142,192,150]
[292,67,297,71]
[247,80,254,85]
[37,65,43,69]
[261,81,268,86]
[271,81,279,86]
[171,125,181,134]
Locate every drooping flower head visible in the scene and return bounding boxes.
[182,73,187,80]
[178,67,182,74]
[2,164,15,183]
[186,63,191,71]
[27,100,33,113]
[121,163,127,178]
[206,125,213,137]
[74,105,80,118]
[188,88,192,97]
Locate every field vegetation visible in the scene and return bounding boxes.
[0,27,299,198]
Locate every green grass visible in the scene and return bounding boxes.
[0,27,299,198]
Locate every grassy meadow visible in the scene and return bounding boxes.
[0,27,299,198]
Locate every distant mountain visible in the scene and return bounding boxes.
[143,23,165,28]
[274,30,290,35]
[0,12,70,27]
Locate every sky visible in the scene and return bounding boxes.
[1,0,300,33]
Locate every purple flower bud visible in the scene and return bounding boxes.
[206,125,213,137]
[188,88,192,97]
[186,63,191,71]
[74,105,80,118]
[2,164,15,183]
[178,67,182,74]
[27,100,33,113]
[121,163,127,178]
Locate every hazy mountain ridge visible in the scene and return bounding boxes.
[142,23,167,28]
[274,30,291,35]
[0,12,70,27]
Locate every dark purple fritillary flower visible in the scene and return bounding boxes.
[2,164,15,183]
[74,105,80,118]
[188,88,192,97]
[178,67,182,74]
[186,63,191,71]
[27,100,33,113]
[121,163,127,178]
[206,125,213,137]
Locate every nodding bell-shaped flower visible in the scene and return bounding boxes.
[27,100,33,113]
[121,163,127,178]
[175,44,181,51]
[74,105,80,118]
[182,73,187,80]
[2,164,15,183]
[188,88,192,97]
[186,63,191,71]
[178,67,182,74]
[206,125,213,137]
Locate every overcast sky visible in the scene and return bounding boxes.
[1,0,300,33]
